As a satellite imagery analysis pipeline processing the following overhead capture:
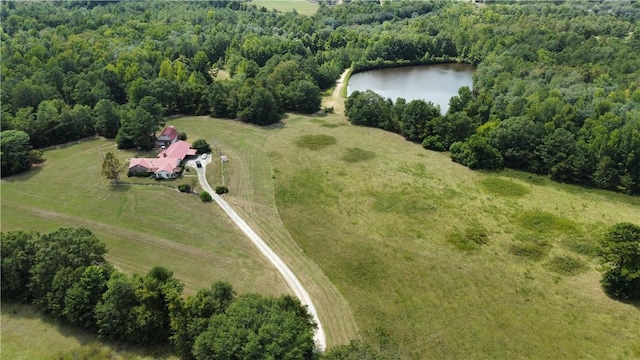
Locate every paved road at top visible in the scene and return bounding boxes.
[188,156,327,351]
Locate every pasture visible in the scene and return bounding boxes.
[3,113,640,358]
[266,113,640,359]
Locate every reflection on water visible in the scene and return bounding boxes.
[347,63,475,114]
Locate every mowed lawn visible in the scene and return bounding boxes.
[1,135,290,357]
[264,114,640,359]
[164,116,359,347]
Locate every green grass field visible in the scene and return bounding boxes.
[1,117,358,357]
[264,114,640,359]
[3,112,640,359]
[251,0,319,16]
[1,135,291,358]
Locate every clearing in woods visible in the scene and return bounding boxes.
[251,0,319,16]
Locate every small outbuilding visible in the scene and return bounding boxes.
[156,126,180,147]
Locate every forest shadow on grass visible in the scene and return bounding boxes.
[1,165,43,183]
[2,302,174,359]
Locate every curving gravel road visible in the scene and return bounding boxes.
[188,155,327,351]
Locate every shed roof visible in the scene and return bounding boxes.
[158,126,179,141]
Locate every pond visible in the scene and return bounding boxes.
[347,63,475,114]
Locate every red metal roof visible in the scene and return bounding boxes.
[128,157,180,173]
[157,140,197,160]
[158,126,179,141]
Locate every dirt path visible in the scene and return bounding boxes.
[323,68,350,114]
[190,157,327,351]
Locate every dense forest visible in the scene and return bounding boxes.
[341,1,640,194]
[1,0,638,191]
[2,1,639,193]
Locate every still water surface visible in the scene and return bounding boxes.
[347,63,475,114]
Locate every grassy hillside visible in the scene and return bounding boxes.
[166,116,359,347]
[1,138,289,296]
[3,113,639,359]
[1,117,359,356]
[265,114,640,359]
[0,135,290,357]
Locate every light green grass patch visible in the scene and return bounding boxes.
[396,161,430,178]
[544,255,589,276]
[295,134,337,150]
[370,188,436,217]
[310,118,342,128]
[341,147,376,163]
[277,168,338,207]
[479,177,530,197]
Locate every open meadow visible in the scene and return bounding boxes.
[264,114,640,359]
[1,134,290,357]
[3,113,640,359]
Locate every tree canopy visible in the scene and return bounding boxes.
[1,227,318,356]
[1,130,35,177]
[600,223,640,300]
[3,0,639,192]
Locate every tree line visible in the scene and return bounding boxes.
[1,227,317,359]
[1,1,334,158]
[4,224,637,359]
[340,1,640,195]
[1,226,406,359]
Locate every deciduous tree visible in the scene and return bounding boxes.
[600,223,640,299]
[29,227,107,309]
[193,294,316,360]
[1,130,34,177]
[101,151,122,184]
[0,230,39,302]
